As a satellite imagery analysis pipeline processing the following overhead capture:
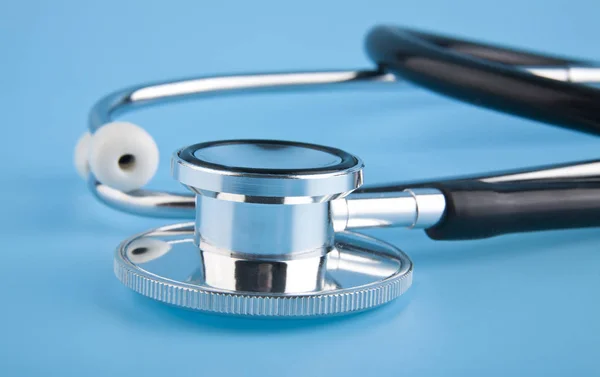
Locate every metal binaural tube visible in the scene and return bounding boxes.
[88,70,397,131]
[88,178,194,218]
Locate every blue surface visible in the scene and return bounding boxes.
[2,1,600,376]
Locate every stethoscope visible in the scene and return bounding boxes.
[76,25,600,317]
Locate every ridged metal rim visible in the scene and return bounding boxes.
[114,224,413,317]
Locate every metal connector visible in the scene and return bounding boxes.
[332,188,446,231]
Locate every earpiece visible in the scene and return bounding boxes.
[74,131,92,179]
[76,121,159,192]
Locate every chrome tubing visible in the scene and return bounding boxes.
[88,70,397,131]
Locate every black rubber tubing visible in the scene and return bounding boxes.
[424,179,600,240]
[365,25,600,136]
[363,25,600,240]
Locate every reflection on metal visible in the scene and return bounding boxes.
[116,223,412,316]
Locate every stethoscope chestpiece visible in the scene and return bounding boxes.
[82,24,600,318]
[114,139,413,317]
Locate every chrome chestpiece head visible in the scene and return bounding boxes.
[115,140,413,317]
[172,140,364,260]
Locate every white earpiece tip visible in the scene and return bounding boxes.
[88,121,159,192]
[74,132,92,179]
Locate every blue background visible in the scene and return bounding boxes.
[2,0,600,376]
